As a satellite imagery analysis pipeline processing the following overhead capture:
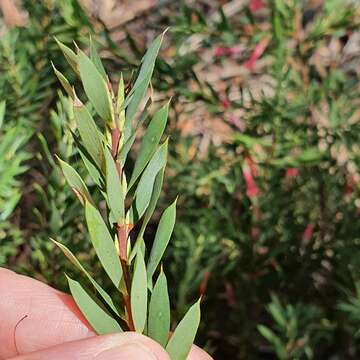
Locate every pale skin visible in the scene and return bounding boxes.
[0,268,213,360]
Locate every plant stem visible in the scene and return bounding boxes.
[117,225,135,331]
[111,127,121,159]
[111,127,135,331]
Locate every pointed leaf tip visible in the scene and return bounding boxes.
[78,49,113,123]
[166,299,201,360]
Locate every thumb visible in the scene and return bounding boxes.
[10,332,170,360]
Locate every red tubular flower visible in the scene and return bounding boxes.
[243,164,260,198]
[214,47,227,57]
[246,156,260,177]
[220,97,231,109]
[286,168,299,178]
[244,38,269,70]
[303,224,314,242]
[249,0,266,13]
[214,45,241,58]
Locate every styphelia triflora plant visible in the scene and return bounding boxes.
[51,32,201,360]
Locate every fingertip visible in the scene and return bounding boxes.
[95,332,170,360]
[188,344,214,360]
[0,270,94,358]
[10,332,171,360]
[0,267,16,276]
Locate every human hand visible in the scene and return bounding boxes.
[0,268,212,360]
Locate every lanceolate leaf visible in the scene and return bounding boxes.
[139,167,164,237]
[104,147,125,224]
[78,146,103,187]
[128,104,169,189]
[116,74,125,131]
[130,167,165,263]
[51,63,74,99]
[148,271,170,347]
[118,98,151,163]
[85,201,122,287]
[124,32,165,139]
[0,101,5,128]
[56,156,92,206]
[51,239,120,316]
[73,100,104,169]
[131,249,148,333]
[54,37,79,75]
[67,276,122,335]
[90,36,107,79]
[135,140,168,218]
[147,198,177,282]
[78,49,113,123]
[258,325,287,359]
[166,300,201,360]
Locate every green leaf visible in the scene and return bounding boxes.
[131,249,148,333]
[85,201,122,287]
[0,100,5,128]
[90,36,107,79]
[51,62,74,99]
[258,325,287,359]
[54,37,79,75]
[78,146,103,187]
[51,239,120,316]
[56,156,92,206]
[104,147,125,224]
[73,100,104,169]
[124,32,165,139]
[129,167,164,263]
[78,49,113,123]
[147,198,177,282]
[148,270,170,347]
[128,103,169,190]
[116,74,126,131]
[139,167,164,237]
[135,140,168,218]
[66,275,122,335]
[118,97,151,163]
[166,299,201,360]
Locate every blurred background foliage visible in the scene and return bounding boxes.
[1,0,360,358]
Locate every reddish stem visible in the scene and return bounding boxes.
[117,224,127,262]
[111,127,134,331]
[111,128,121,159]
[117,226,135,331]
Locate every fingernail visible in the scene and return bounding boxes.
[95,341,158,360]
